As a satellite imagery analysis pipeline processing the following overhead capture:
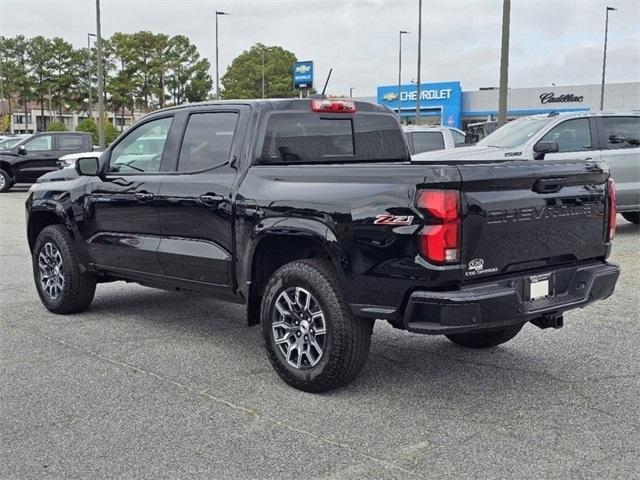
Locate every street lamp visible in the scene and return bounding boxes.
[600,6,617,110]
[87,33,96,120]
[349,87,355,98]
[497,0,511,126]
[261,47,266,99]
[397,30,409,117]
[215,11,230,101]
[95,0,105,148]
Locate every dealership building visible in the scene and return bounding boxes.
[363,81,639,129]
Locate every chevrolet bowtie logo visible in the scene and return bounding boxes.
[382,92,398,102]
[295,64,311,74]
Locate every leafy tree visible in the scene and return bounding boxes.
[0,36,26,126]
[165,35,212,105]
[221,44,298,99]
[104,122,120,144]
[49,38,83,119]
[0,114,10,133]
[47,121,66,131]
[27,36,54,131]
[76,117,98,144]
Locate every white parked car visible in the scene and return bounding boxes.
[402,125,466,155]
[412,111,640,223]
[57,150,102,169]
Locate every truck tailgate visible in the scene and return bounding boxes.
[458,161,610,281]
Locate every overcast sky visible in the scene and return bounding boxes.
[1,0,639,97]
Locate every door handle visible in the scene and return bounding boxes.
[200,194,224,206]
[135,192,155,202]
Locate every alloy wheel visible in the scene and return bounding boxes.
[272,287,327,369]
[38,242,65,300]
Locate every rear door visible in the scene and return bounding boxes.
[156,107,246,289]
[596,116,640,211]
[56,133,89,155]
[458,161,610,282]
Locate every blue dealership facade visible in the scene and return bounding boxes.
[374,81,638,129]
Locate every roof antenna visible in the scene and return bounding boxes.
[321,68,333,96]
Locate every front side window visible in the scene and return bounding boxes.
[178,112,238,172]
[601,117,640,150]
[24,135,53,151]
[540,118,591,153]
[260,113,407,164]
[59,135,85,151]
[109,117,173,173]
[411,132,445,154]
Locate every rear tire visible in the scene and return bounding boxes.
[261,259,373,392]
[621,212,640,224]
[445,323,524,349]
[0,168,13,193]
[33,225,96,314]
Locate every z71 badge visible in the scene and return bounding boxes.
[373,214,414,226]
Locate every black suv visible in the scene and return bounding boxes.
[25,99,619,391]
[0,131,92,192]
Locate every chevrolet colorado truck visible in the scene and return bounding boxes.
[26,99,620,392]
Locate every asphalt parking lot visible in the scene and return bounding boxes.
[1,186,639,480]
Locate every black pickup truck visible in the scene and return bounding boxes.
[0,131,93,192]
[25,99,620,391]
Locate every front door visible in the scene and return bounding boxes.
[156,108,245,289]
[82,115,178,276]
[538,118,602,164]
[14,134,57,182]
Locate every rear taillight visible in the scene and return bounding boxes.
[607,178,616,241]
[416,189,460,264]
[311,99,356,113]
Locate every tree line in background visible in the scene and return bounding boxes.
[0,33,302,135]
[0,32,213,131]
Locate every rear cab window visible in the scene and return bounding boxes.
[58,134,86,151]
[259,111,408,164]
[411,131,445,154]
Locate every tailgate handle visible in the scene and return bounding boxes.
[533,177,567,194]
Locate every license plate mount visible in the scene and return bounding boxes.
[526,274,553,301]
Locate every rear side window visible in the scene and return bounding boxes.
[58,135,85,151]
[601,117,640,150]
[411,132,445,154]
[260,113,407,164]
[540,118,592,152]
[178,112,238,172]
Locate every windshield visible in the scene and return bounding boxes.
[477,118,553,148]
[0,137,28,149]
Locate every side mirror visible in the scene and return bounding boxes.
[533,140,559,160]
[18,145,27,155]
[76,157,101,176]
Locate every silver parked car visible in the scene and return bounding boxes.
[413,112,640,223]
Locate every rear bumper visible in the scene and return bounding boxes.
[402,261,620,335]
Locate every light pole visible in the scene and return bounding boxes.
[87,33,96,120]
[95,0,105,148]
[415,0,422,124]
[349,87,355,98]
[215,11,230,101]
[600,6,617,110]
[398,30,409,117]
[261,48,266,99]
[497,0,511,126]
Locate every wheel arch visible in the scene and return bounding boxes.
[27,208,67,252]
[243,218,349,326]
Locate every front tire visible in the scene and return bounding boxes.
[32,225,96,314]
[0,168,13,193]
[261,259,373,392]
[621,212,640,224]
[445,323,524,349]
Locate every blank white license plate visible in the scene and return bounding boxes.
[528,277,550,300]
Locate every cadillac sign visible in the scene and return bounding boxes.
[539,92,585,104]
